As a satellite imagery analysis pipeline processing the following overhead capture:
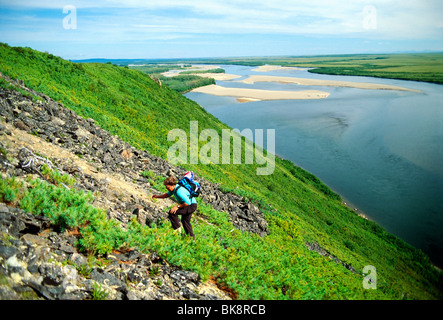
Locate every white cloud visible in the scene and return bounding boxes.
[1,0,441,48]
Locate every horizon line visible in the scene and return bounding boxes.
[69,50,443,62]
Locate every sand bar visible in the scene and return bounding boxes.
[185,73,242,81]
[162,64,220,77]
[162,64,241,80]
[162,71,241,80]
[252,65,306,72]
[191,84,330,102]
[240,75,422,93]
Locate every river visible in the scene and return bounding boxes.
[184,64,443,268]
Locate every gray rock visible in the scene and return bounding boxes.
[0,245,18,259]
[89,268,127,292]
[39,262,71,288]
[70,252,88,266]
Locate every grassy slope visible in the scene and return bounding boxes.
[0,43,441,299]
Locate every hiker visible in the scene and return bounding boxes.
[152,176,197,239]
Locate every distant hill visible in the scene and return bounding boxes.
[71,57,212,65]
[71,58,158,65]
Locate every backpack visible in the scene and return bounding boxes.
[177,171,201,198]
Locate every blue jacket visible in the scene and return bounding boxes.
[167,184,197,205]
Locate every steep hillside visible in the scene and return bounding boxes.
[0,43,441,300]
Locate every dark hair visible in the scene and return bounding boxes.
[164,176,176,186]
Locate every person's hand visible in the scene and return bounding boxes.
[170,205,178,214]
[152,194,158,199]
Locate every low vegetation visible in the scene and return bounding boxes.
[292,53,443,84]
[1,43,441,299]
[179,68,225,74]
[129,64,216,93]
[158,74,215,93]
[147,53,443,84]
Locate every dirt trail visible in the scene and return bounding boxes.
[0,121,169,211]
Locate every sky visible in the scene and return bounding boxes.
[0,0,442,60]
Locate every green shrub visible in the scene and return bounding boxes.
[92,282,109,300]
[1,44,441,299]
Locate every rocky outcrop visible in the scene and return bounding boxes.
[0,204,230,300]
[0,74,269,299]
[304,241,360,275]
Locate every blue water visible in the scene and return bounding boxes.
[185,65,443,268]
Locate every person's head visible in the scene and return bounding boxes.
[164,176,176,192]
